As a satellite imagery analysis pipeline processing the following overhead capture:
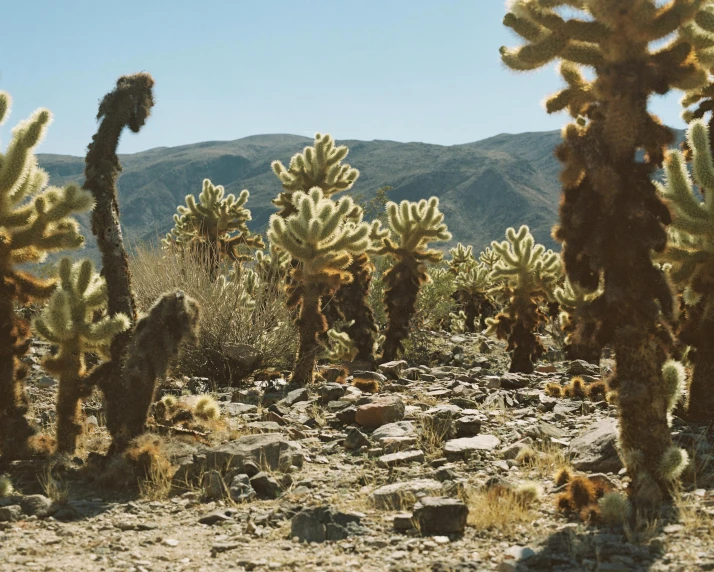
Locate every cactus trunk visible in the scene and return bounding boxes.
[614,336,673,506]
[293,285,327,385]
[333,254,378,364]
[54,341,85,454]
[686,299,714,422]
[0,296,35,457]
[382,256,421,363]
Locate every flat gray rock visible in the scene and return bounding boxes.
[444,435,500,460]
[370,479,443,510]
[569,417,622,473]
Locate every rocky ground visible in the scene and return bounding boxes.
[1,331,713,572]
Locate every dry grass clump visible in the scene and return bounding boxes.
[129,241,297,384]
[465,480,542,532]
[0,475,14,497]
[95,434,173,497]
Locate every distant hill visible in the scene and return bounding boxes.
[36,129,686,264]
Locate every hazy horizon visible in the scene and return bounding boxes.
[2,0,686,157]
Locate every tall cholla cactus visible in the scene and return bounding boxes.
[656,118,714,421]
[271,133,359,217]
[32,258,130,454]
[377,197,452,362]
[553,277,603,364]
[500,1,712,507]
[268,187,373,385]
[486,226,560,374]
[453,264,493,333]
[0,93,94,458]
[162,179,264,281]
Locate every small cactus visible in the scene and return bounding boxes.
[33,257,131,454]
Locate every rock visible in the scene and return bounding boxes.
[382,437,418,453]
[247,421,282,433]
[249,472,282,499]
[20,494,56,518]
[535,364,557,373]
[223,403,258,416]
[569,418,623,473]
[344,428,371,450]
[393,512,415,531]
[500,372,529,389]
[378,360,408,379]
[553,401,584,417]
[455,415,482,438]
[499,438,534,460]
[412,496,468,535]
[229,474,255,503]
[283,388,309,406]
[202,470,226,500]
[482,391,518,409]
[378,449,425,468]
[527,421,567,440]
[371,479,443,510]
[372,421,416,443]
[290,506,363,543]
[199,510,234,525]
[567,359,600,376]
[0,505,22,522]
[444,435,500,460]
[186,376,209,394]
[203,433,303,473]
[36,376,57,388]
[223,343,262,377]
[317,382,347,403]
[336,406,357,424]
[356,396,405,428]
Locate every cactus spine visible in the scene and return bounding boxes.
[0,93,93,458]
[268,188,373,385]
[377,197,452,362]
[501,0,712,507]
[486,226,560,373]
[32,258,130,454]
[657,118,714,421]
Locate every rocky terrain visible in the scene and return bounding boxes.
[1,332,713,572]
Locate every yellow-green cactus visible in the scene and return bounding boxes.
[656,118,714,421]
[447,243,476,275]
[453,263,494,333]
[479,246,501,270]
[0,92,94,458]
[322,328,358,363]
[32,258,130,454]
[553,276,603,364]
[486,225,560,374]
[271,133,359,217]
[268,187,373,385]
[377,197,452,362]
[162,179,264,280]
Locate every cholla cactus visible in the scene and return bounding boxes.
[0,92,94,458]
[162,179,264,281]
[553,277,603,364]
[268,187,372,385]
[377,197,452,362]
[271,133,359,217]
[32,258,130,454]
[453,263,494,333]
[486,226,560,374]
[255,245,290,284]
[322,327,359,362]
[447,243,476,275]
[656,118,714,421]
[501,1,713,507]
[479,246,501,270]
[449,310,468,334]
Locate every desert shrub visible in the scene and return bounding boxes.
[129,241,297,383]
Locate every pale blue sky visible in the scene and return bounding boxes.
[1,0,684,156]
